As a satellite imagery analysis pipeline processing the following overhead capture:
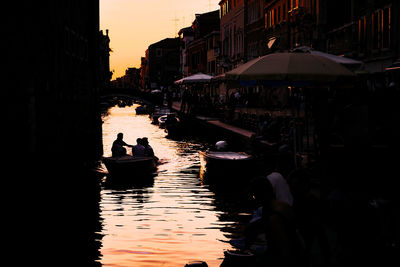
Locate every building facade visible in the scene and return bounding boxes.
[264,0,325,52]
[186,10,220,75]
[326,0,399,73]
[178,26,195,77]
[148,38,181,89]
[247,0,266,60]
[219,0,247,70]
[99,29,112,90]
[6,1,103,166]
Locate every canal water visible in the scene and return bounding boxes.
[98,104,253,267]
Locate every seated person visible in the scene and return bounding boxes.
[111,133,133,157]
[142,137,155,157]
[132,138,146,157]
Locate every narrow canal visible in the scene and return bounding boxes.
[98,104,253,267]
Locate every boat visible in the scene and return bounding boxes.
[135,105,150,115]
[149,107,171,124]
[102,155,157,178]
[158,113,179,129]
[199,150,254,182]
[165,115,183,137]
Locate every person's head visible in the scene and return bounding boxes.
[136,138,142,145]
[117,133,123,140]
[142,137,149,146]
[250,176,274,205]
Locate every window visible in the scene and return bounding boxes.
[283,4,286,20]
[372,12,379,49]
[220,1,230,17]
[278,6,281,23]
[382,7,391,48]
[371,7,391,50]
[358,16,366,52]
[290,0,299,10]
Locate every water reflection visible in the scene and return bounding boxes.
[98,104,253,267]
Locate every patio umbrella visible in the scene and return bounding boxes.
[292,46,364,70]
[225,52,356,85]
[174,72,213,85]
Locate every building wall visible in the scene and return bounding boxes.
[264,0,323,51]
[186,10,220,75]
[326,0,399,73]
[178,27,194,77]
[5,1,102,167]
[246,0,266,60]
[148,38,181,88]
[219,0,246,69]
[206,31,221,75]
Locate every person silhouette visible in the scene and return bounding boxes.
[111,133,133,157]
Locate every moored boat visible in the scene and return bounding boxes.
[199,150,254,182]
[158,113,179,128]
[149,107,171,124]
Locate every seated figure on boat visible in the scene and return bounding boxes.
[111,133,133,157]
[142,137,159,162]
[132,138,146,157]
[142,137,154,157]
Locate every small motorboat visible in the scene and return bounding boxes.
[199,150,254,182]
[102,155,157,178]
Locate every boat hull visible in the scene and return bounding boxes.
[199,151,255,183]
[102,156,157,178]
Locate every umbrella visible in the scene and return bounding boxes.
[174,73,213,85]
[225,52,356,85]
[292,46,364,69]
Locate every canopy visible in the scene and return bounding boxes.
[174,73,213,85]
[292,46,363,69]
[225,52,356,85]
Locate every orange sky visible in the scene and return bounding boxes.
[100,0,219,80]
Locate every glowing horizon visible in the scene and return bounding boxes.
[100,0,219,80]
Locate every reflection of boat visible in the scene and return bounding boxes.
[199,151,254,182]
[102,155,157,178]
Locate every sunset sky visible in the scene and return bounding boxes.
[100,0,219,79]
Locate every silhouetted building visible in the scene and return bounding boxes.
[264,0,325,52]
[326,0,399,73]
[141,51,150,89]
[178,26,194,77]
[6,1,102,166]
[147,38,181,89]
[247,0,266,60]
[111,67,141,89]
[99,29,112,90]
[219,0,247,70]
[5,1,103,265]
[186,10,220,75]
[205,30,221,76]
